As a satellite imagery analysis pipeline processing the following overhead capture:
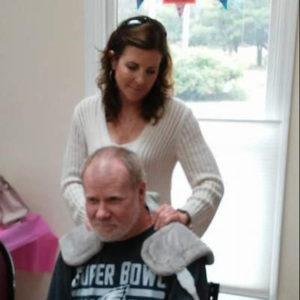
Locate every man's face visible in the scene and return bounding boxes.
[83,158,145,242]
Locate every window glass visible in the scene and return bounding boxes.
[118,0,270,120]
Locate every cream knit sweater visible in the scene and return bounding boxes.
[61,95,224,236]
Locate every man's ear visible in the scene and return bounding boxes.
[109,50,117,70]
[138,182,146,204]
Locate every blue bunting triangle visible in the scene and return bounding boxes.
[219,0,228,9]
[137,0,144,9]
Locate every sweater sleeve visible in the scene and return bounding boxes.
[176,108,224,237]
[61,104,87,225]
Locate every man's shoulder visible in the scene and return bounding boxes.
[59,225,155,267]
[141,223,213,276]
[59,224,103,266]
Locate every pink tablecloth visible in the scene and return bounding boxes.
[0,213,58,273]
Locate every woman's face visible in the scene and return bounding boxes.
[111,46,162,105]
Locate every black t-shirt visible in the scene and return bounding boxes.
[47,227,209,300]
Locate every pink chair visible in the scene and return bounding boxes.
[0,241,15,300]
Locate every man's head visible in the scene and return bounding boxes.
[82,146,150,242]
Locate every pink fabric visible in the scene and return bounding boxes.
[0,214,58,273]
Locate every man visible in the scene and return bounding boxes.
[48,146,213,299]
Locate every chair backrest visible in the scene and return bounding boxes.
[0,241,15,300]
[208,282,220,300]
[192,257,220,300]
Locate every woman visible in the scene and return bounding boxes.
[61,16,224,236]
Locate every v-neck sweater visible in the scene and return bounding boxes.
[61,95,224,236]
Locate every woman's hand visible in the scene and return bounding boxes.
[152,203,190,230]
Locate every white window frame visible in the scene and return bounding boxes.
[83,1,299,299]
[84,0,117,96]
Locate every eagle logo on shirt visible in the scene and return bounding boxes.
[101,285,129,299]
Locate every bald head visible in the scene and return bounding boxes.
[81,146,146,188]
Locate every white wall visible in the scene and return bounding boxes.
[277,23,299,300]
[0,0,84,299]
[0,2,298,299]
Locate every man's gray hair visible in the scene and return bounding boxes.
[81,146,146,187]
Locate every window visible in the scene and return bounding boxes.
[84,1,298,299]
[117,0,271,120]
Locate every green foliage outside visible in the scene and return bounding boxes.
[189,0,270,66]
[157,8,181,44]
[157,0,270,60]
[173,47,244,101]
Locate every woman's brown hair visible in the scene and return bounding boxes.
[97,16,174,124]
